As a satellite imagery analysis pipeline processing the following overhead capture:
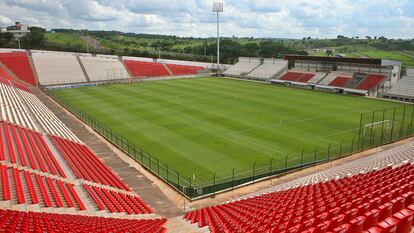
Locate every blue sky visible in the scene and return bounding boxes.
[1,0,413,39]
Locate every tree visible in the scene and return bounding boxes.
[326,49,333,56]
[22,27,46,48]
[0,32,13,47]
[378,36,387,41]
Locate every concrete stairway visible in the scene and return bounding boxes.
[165,216,210,233]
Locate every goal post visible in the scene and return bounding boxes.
[363,120,391,137]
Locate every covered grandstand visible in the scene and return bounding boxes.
[267,55,403,96]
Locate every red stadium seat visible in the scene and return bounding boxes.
[356,75,384,90]
[124,60,170,77]
[0,52,36,85]
[183,165,414,233]
[393,209,413,233]
[166,63,204,76]
[0,209,166,233]
[281,72,314,82]
[329,76,351,87]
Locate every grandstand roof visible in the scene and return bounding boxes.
[284,54,383,65]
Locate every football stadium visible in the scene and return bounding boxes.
[1,1,414,233]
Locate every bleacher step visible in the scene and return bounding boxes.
[165,216,209,233]
[76,55,91,83]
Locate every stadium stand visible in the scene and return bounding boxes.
[0,165,83,209]
[384,76,414,97]
[49,136,130,191]
[18,90,81,143]
[183,141,414,233]
[0,52,37,86]
[223,57,261,76]
[244,142,414,197]
[307,72,327,84]
[280,72,315,82]
[0,66,13,81]
[0,209,167,233]
[280,72,304,81]
[329,76,352,87]
[80,56,130,81]
[32,53,87,85]
[0,82,38,131]
[0,122,66,177]
[124,60,171,77]
[247,59,288,80]
[166,63,204,76]
[0,70,163,231]
[160,58,210,68]
[356,75,385,90]
[318,72,343,85]
[298,73,315,82]
[83,184,152,215]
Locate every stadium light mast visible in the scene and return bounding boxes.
[213,1,224,71]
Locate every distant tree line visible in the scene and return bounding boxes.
[298,35,414,51]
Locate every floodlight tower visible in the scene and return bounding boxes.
[213,1,223,71]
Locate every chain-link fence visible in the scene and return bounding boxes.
[357,105,414,151]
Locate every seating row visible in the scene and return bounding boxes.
[0,83,37,131]
[18,89,81,143]
[124,60,170,77]
[1,165,85,210]
[280,72,315,83]
[248,142,414,197]
[50,135,130,191]
[356,75,385,90]
[0,121,66,177]
[0,209,166,233]
[329,77,351,87]
[0,52,36,86]
[83,184,152,215]
[183,164,414,233]
[32,53,87,85]
[166,63,204,76]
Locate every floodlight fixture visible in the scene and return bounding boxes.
[213,1,224,71]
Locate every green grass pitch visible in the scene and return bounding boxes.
[51,78,403,184]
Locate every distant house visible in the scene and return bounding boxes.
[1,22,30,48]
[5,22,30,39]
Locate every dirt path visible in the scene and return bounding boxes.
[81,36,106,50]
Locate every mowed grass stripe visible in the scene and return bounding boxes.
[60,83,272,179]
[52,78,402,183]
[64,87,229,177]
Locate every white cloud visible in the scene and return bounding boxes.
[0,0,413,38]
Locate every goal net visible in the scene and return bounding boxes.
[363,120,391,137]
